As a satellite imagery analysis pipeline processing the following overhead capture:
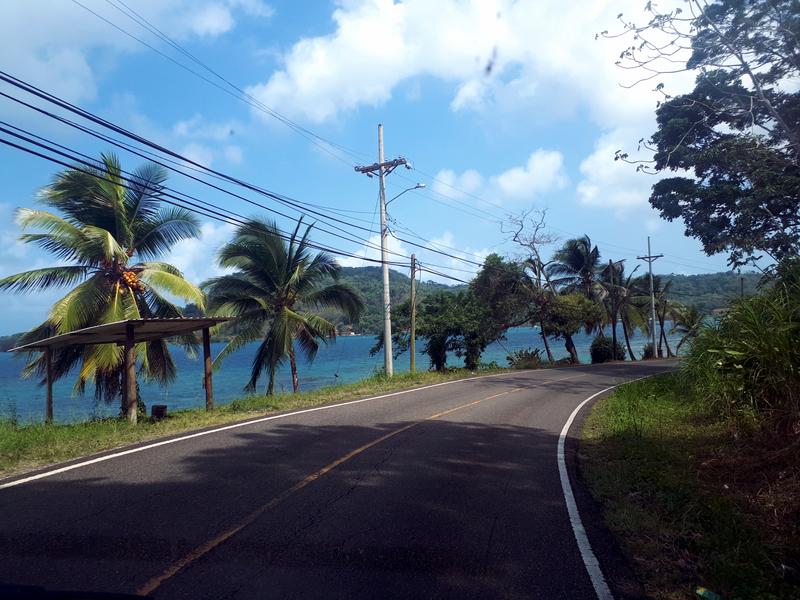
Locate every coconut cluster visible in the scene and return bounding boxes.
[121,270,146,293]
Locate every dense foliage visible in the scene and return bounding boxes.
[681,261,800,432]
[589,336,626,364]
[614,0,800,267]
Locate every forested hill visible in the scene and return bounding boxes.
[663,271,761,315]
[330,266,467,334]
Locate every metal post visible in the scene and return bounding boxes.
[378,124,393,377]
[45,347,53,424]
[647,238,658,356]
[203,327,214,410]
[124,322,137,424]
[410,254,416,373]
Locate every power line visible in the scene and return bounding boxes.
[0,129,409,268]
[69,0,366,168]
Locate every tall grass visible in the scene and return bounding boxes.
[681,261,800,432]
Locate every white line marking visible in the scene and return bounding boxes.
[557,374,653,600]
[1,369,536,491]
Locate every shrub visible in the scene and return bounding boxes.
[590,336,626,364]
[506,348,542,370]
[681,260,800,431]
[641,342,655,360]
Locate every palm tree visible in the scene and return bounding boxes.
[599,261,641,360]
[548,235,605,338]
[652,276,675,357]
[547,235,603,300]
[617,270,649,361]
[670,304,704,351]
[204,218,364,395]
[0,153,204,412]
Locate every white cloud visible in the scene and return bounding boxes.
[0,1,271,110]
[190,4,236,37]
[180,143,216,168]
[576,127,684,211]
[243,0,688,127]
[433,149,568,207]
[491,150,568,199]
[432,169,483,200]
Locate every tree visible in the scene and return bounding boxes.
[505,209,560,363]
[547,235,604,299]
[547,236,606,336]
[606,0,800,267]
[374,290,503,371]
[541,294,604,363]
[204,218,364,395]
[670,303,704,351]
[0,154,204,418]
[616,268,648,360]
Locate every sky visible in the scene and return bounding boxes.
[0,0,734,335]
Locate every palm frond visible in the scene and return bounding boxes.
[0,266,90,293]
[139,267,205,309]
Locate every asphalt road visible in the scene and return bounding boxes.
[0,360,676,599]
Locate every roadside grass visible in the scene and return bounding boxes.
[0,367,511,479]
[580,374,800,600]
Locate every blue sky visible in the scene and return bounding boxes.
[0,0,733,335]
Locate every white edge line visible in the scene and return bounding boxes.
[0,369,528,491]
[557,374,653,600]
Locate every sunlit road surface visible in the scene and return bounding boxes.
[0,360,676,599]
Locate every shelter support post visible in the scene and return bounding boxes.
[203,327,214,410]
[45,347,53,424]
[123,322,137,424]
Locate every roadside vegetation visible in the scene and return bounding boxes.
[0,367,509,479]
[580,1,800,594]
[582,263,800,599]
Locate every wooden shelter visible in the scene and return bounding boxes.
[10,317,231,424]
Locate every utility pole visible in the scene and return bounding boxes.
[739,269,744,299]
[637,237,663,359]
[410,254,417,373]
[609,259,618,359]
[355,124,409,377]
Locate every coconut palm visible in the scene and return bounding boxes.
[670,304,704,351]
[204,218,364,395]
[547,235,603,299]
[548,235,605,335]
[0,153,204,411]
[599,261,641,360]
[617,270,649,361]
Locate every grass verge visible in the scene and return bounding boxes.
[580,374,800,600]
[0,367,510,479]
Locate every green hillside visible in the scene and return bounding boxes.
[320,266,466,334]
[664,271,761,315]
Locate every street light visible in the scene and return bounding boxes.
[386,183,425,205]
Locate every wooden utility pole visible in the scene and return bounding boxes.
[638,237,663,359]
[123,322,137,424]
[354,125,409,377]
[45,347,53,424]
[410,254,416,373]
[203,327,214,410]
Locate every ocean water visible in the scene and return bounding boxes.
[0,326,680,424]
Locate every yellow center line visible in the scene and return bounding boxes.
[136,373,586,595]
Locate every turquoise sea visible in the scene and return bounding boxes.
[0,326,681,424]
